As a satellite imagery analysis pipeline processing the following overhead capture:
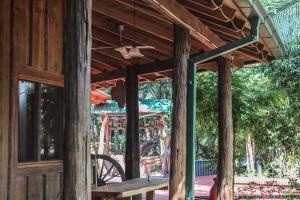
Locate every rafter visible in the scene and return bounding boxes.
[143,0,227,49]
[92,13,173,55]
[93,0,173,42]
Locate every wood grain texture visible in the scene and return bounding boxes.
[92,178,168,198]
[0,0,11,199]
[143,0,226,50]
[169,24,191,200]
[32,0,45,69]
[47,0,63,74]
[18,64,64,86]
[63,0,92,199]
[15,177,26,200]
[46,173,61,200]
[125,66,141,200]
[217,58,234,200]
[14,0,30,65]
[28,175,44,200]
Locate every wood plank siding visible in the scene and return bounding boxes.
[1,0,64,199]
[14,0,63,78]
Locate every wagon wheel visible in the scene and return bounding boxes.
[91,154,126,186]
[141,142,160,157]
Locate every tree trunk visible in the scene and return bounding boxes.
[63,0,92,199]
[169,24,191,200]
[125,66,141,200]
[246,134,255,174]
[217,58,234,200]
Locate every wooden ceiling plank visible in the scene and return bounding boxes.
[115,0,168,23]
[91,59,117,71]
[92,26,168,61]
[93,0,173,42]
[92,13,173,56]
[92,51,126,69]
[178,0,236,23]
[143,0,227,50]
[92,38,152,64]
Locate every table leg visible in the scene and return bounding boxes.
[146,191,155,200]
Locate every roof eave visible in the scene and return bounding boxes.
[234,0,286,58]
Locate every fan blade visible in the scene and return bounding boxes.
[136,46,155,49]
[92,47,115,50]
[115,47,131,59]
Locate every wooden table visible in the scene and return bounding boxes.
[92,178,169,200]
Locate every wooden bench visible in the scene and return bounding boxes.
[92,178,168,200]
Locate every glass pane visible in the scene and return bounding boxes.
[18,81,63,162]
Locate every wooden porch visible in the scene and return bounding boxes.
[0,0,283,200]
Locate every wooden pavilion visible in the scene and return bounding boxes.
[0,0,284,200]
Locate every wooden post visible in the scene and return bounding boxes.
[217,58,234,200]
[169,24,191,200]
[0,0,11,199]
[63,0,92,199]
[125,66,140,200]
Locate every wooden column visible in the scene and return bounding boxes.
[169,24,191,200]
[0,0,11,199]
[125,66,141,200]
[217,58,234,200]
[63,0,92,199]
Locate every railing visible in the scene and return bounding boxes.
[195,159,217,176]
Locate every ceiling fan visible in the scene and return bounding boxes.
[92,25,155,59]
[92,0,155,60]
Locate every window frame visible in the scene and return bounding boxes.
[16,66,64,169]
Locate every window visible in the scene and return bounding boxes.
[18,81,63,162]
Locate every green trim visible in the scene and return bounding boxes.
[186,61,197,200]
[190,17,260,65]
[185,16,260,200]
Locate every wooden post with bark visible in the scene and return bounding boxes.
[217,58,234,200]
[63,0,92,199]
[125,66,141,200]
[169,24,191,200]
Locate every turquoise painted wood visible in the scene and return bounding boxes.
[186,61,197,200]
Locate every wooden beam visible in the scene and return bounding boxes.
[91,56,219,83]
[169,24,191,199]
[217,58,234,200]
[18,64,64,87]
[125,66,141,199]
[143,0,226,49]
[93,1,173,42]
[63,0,92,199]
[178,0,236,23]
[92,14,173,56]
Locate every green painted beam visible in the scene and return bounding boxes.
[186,60,197,200]
[190,17,260,65]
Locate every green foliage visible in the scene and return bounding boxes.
[139,80,172,100]
[196,56,300,177]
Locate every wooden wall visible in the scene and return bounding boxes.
[0,0,12,199]
[1,0,64,199]
[15,172,62,200]
[15,0,63,76]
